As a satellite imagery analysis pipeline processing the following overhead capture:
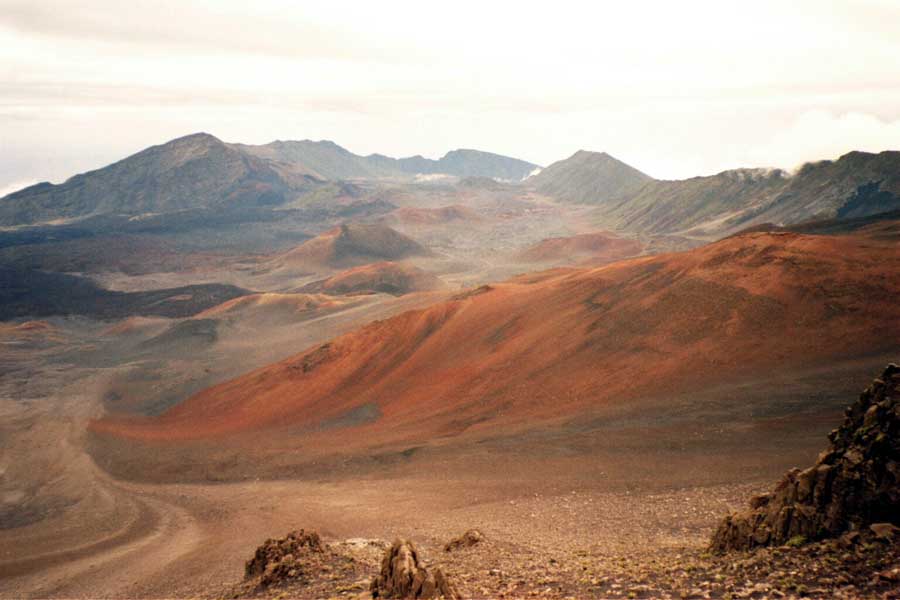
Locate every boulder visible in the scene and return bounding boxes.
[710,364,900,552]
[870,522,900,541]
[370,539,459,599]
[444,529,485,552]
[245,529,325,586]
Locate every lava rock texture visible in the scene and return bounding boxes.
[371,539,459,599]
[244,529,325,587]
[710,364,900,552]
[444,530,485,552]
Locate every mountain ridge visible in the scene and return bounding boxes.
[236,139,540,181]
[532,148,900,237]
[0,133,540,226]
[529,150,654,205]
[5,133,898,237]
[0,132,314,226]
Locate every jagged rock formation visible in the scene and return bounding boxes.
[444,529,485,552]
[371,539,459,599]
[244,529,325,587]
[710,364,900,552]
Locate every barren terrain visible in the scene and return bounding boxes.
[1,159,898,599]
[2,354,896,598]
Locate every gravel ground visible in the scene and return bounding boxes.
[218,483,900,600]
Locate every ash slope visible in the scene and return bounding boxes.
[93,226,900,455]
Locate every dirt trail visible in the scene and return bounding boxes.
[2,473,201,598]
[1,317,895,598]
[0,294,456,598]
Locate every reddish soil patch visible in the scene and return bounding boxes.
[195,292,348,319]
[271,223,429,271]
[515,231,642,264]
[0,320,60,339]
[91,230,900,464]
[302,262,444,296]
[386,205,482,225]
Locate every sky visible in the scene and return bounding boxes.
[1,0,899,194]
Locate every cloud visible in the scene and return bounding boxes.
[1,1,899,182]
[0,0,432,64]
[747,110,900,171]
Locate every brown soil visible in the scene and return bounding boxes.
[2,220,898,599]
[91,231,900,456]
[515,231,642,264]
[270,223,430,272]
[1,357,897,599]
[301,262,445,296]
[385,205,482,226]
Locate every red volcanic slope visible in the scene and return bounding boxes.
[386,205,482,225]
[302,261,444,296]
[516,231,642,263]
[0,320,66,342]
[272,223,429,270]
[93,230,900,449]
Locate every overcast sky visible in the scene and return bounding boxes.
[1,0,899,194]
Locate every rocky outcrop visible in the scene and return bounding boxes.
[245,529,325,586]
[710,364,900,552]
[371,539,459,599]
[444,529,485,552]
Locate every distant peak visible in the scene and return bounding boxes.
[173,132,220,143]
[267,139,343,147]
[162,132,225,151]
[572,149,612,159]
[833,149,896,163]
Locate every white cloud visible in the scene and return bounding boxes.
[0,0,899,185]
[746,110,900,171]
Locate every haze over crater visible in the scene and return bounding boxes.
[2,0,900,192]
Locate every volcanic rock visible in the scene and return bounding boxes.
[244,529,325,586]
[710,364,900,552]
[370,539,459,599]
[870,522,900,541]
[444,529,485,552]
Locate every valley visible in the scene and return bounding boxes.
[0,133,898,598]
